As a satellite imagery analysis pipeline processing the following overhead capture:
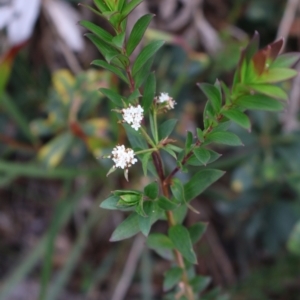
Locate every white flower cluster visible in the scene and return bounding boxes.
[157,92,176,110]
[122,105,144,131]
[110,145,137,169]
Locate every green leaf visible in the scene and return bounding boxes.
[127,88,141,103]
[205,131,243,146]
[126,14,154,56]
[93,0,109,12]
[271,53,300,68]
[132,40,165,76]
[80,20,113,44]
[138,202,161,236]
[99,88,123,106]
[111,32,124,47]
[185,131,193,153]
[144,182,159,200]
[141,152,152,176]
[184,169,225,202]
[163,267,183,291]
[190,276,211,293]
[168,225,197,264]
[287,220,300,256]
[134,56,154,88]
[110,213,140,241]
[193,148,211,166]
[158,119,178,140]
[142,73,156,112]
[162,145,177,159]
[85,34,122,67]
[236,94,285,111]
[91,59,128,83]
[100,195,120,210]
[198,83,222,113]
[187,150,221,166]
[197,128,204,142]
[170,178,185,203]
[157,196,178,211]
[222,109,251,130]
[246,83,288,101]
[122,0,144,18]
[147,233,174,260]
[147,233,174,250]
[188,222,207,244]
[258,68,297,83]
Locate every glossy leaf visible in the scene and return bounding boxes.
[157,196,178,211]
[91,59,128,83]
[144,182,159,200]
[80,20,113,44]
[187,150,221,166]
[193,148,211,166]
[205,131,243,146]
[184,169,225,202]
[99,88,123,106]
[198,83,222,113]
[134,56,154,88]
[110,213,140,241]
[112,32,125,48]
[236,94,285,111]
[122,0,144,18]
[132,40,164,76]
[246,83,288,101]
[93,0,109,12]
[142,72,156,112]
[138,201,161,236]
[158,119,178,140]
[222,109,251,130]
[258,68,298,83]
[126,14,154,56]
[168,225,197,264]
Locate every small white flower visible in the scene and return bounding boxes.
[110,145,138,170]
[122,105,144,131]
[156,92,176,110]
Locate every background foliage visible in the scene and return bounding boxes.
[0,0,300,299]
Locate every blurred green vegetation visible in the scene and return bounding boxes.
[0,0,300,299]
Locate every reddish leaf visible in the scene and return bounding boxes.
[252,46,269,75]
[268,38,284,61]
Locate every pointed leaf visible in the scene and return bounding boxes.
[99,88,123,106]
[158,119,178,140]
[126,14,154,56]
[236,94,285,111]
[138,201,161,236]
[92,59,128,83]
[184,169,225,202]
[141,152,152,176]
[112,32,125,48]
[142,72,156,112]
[157,196,178,211]
[132,40,165,76]
[147,233,174,250]
[168,225,197,264]
[198,83,222,113]
[258,68,297,83]
[246,83,288,100]
[110,213,140,241]
[122,0,144,18]
[134,56,154,88]
[205,131,243,146]
[222,109,251,130]
[188,222,207,244]
[193,148,211,165]
[80,20,113,44]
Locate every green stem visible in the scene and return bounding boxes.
[135,148,156,155]
[153,109,159,143]
[140,127,157,148]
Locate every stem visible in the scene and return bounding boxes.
[140,127,157,149]
[152,151,195,300]
[153,109,159,143]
